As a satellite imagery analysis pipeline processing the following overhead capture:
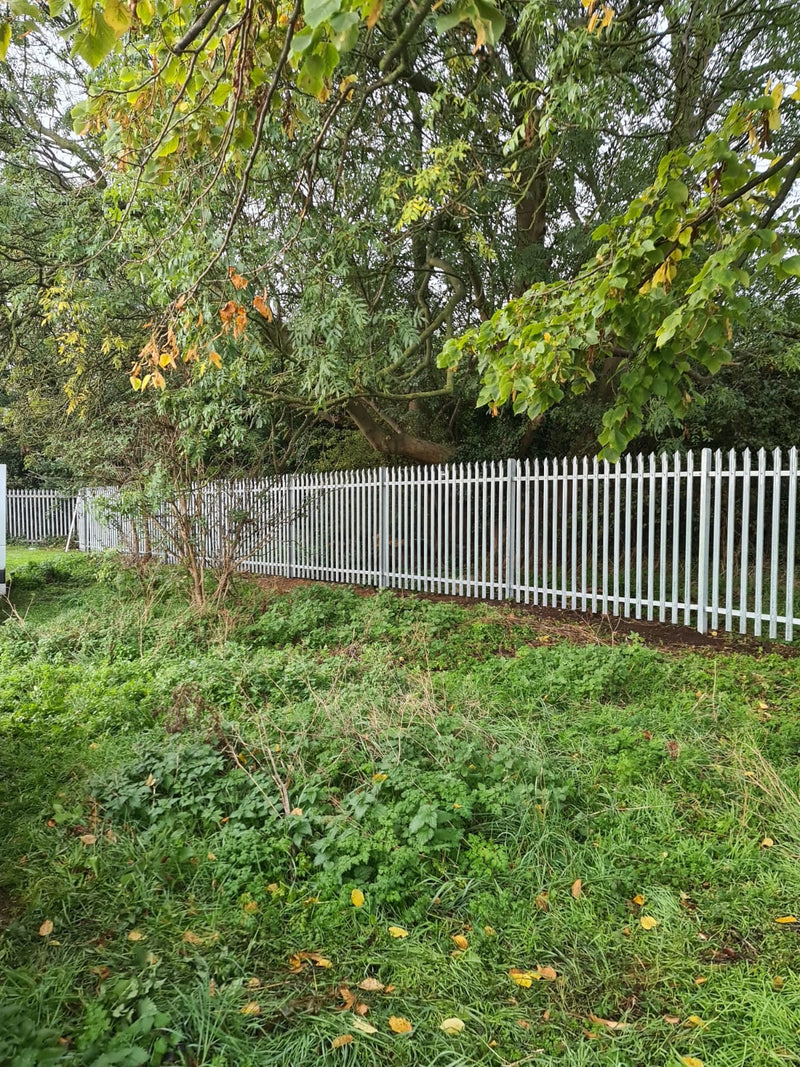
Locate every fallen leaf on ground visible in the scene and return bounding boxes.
[389,1016,413,1034]
[452,934,469,950]
[182,931,203,945]
[240,1001,261,1015]
[484,926,496,936]
[79,834,97,846]
[509,969,535,987]
[775,916,798,924]
[516,1019,530,1029]
[679,1058,704,1067]
[664,1015,681,1025]
[632,893,645,906]
[761,837,774,848]
[388,926,408,939]
[90,966,111,980]
[247,977,261,989]
[535,892,549,910]
[350,1016,378,1034]
[289,950,333,971]
[571,879,583,899]
[358,978,385,992]
[351,889,365,908]
[440,1017,465,1035]
[127,930,145,942]
[685,1015,706,1028]
[640,916,659,930]
[536,965,558,981]
[588,1013,631,1030]
[773,976,784,990]
[243,901,258,913]
[332,1034,353,1049]
[38,920,54,937]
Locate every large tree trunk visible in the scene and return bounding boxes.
[347,399,454,465]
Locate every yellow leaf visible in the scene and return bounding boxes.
[761,837,774,848]
[640,916,659,930]
[206,852,216,861]
[632,894,645,906]
[208,350,222,369]
[351,889,365,908]
[339,73,357,97]
[389,1016,413,1034]
[694,976,707,985]
[290,807,303,817]
[350,1017,378,1034]
[247,977,261,988]
[266,883,281,894]
[145,773,156,788]
[240,1001,261,1015]
[571,878,583,899]
[483,926,496,937]
[159,351,171,368]
[358,977,385,992]
[440,1017,465,1035]
[536,965,557,981]
[79,834,97,846]
[535,892,549,911]
[773,975,784,990]
[372,773,387,783]
[332,1034,354,1049]
[508,969,535,988]
[127,930,145,941]
[679,1058,704,1067]
[685,1015,706,1028]
[452,934,469,950]
[775,916,798,924]
[243,901,258,913]
[366,0,383,29]
[182,931,203,945]
[388,926,408,939]
[38,920,54,937]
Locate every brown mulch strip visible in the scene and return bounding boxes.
[248,575,799,659]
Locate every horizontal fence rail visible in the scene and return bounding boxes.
[6,490,77,543]
[74,448,800,641]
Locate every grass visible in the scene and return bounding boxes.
[1,550,800,1066]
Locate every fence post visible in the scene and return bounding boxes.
[696,447,712,633]
[287,473,296,580]
[379,467,389,588]
[505,458,517,600]
[0,464,6,595]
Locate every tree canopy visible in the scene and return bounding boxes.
[1,1,799,481]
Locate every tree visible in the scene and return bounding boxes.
[1,1,799,465]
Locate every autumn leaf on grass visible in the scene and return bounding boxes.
[351,889,365,908]
[679,1058,704,1067]
[452,934,469,950]
[127,930,146,942]
[38,920,54,937]
[350,1016,378,1034]
[79,834,97,846]
[588,1013,632,1031]
[571,879,583,899]
[775,916,798,924]
[509,965,557,987]
[632,893,646,906]
[389,1016,413,1034]
[640,916,659,930]
[388,926,408,939]
[358,978,385,992]
[182,931,203,945]
[332,1034,354,1049]
[240,1001,261,1015]
[440,1017,465,1035]
[289,950,333,971]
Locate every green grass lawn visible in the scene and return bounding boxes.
[1,553,799,1066]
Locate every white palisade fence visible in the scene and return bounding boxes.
[74,447,800,640]
[6,490,77,543]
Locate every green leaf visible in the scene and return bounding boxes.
[329,10,359,52]
[72,11,117,67]
[297,52,325,97]
[304,0,341,30]
[0,22,10,63]
[136,0,154,26]
[10,0,41,17]
[155,132,180,157]
[290,25,316,55]
[665,179,688,205]
[71,98,92,134]
[780,254,800,278]
[49,0,69,14]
